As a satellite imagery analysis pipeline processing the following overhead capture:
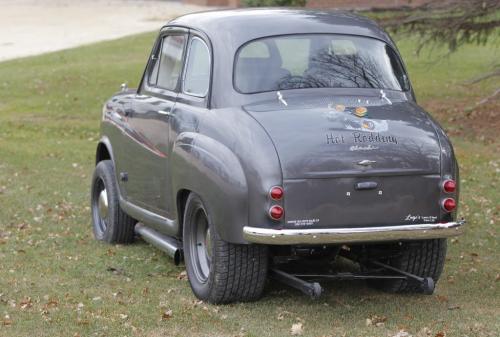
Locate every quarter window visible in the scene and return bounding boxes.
[151,35,186,90]
[183,37,210,97]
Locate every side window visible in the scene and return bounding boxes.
[183,37,210,97]
[153,34,186,90]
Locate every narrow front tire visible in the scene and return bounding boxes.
[90,160,136,244]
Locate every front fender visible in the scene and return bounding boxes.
[96,136,115,164]
[171,132,248,243]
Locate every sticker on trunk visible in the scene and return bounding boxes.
[404,214,438,223]
[287,218,320,226]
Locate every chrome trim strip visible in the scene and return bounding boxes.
[243,221,465,245]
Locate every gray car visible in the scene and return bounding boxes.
[90,9,465,303]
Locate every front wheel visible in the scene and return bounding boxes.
[183,193,268,304]
[90,160,136,244]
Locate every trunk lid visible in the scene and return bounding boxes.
[244,92,443,228]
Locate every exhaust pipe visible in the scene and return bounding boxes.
[135,223,182,265]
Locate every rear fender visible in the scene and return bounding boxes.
[171,132,248,243]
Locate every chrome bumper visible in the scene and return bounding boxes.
[243,220,465,245]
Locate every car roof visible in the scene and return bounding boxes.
[167,8,394,49]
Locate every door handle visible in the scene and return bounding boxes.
[158,109,172,116]
[355,181,378,190]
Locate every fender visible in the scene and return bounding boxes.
[171,132,248,243]
[95,136,115,164]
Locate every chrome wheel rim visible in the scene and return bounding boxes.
[92,178,108,233]
[98,189,108,219]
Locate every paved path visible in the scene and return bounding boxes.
[0,0,206,62]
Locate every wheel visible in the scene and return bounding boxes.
[365,239,447,293]
[183,193,268,304]
[91,160,136,243]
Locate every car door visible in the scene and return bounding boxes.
[122,29,188,222]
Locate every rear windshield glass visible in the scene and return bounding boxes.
[234,34,408,94]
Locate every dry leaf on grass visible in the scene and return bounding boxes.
[436,295,448,302]
[2,314,12,326]
[391,330,412,337]
[290,322,303,335]
[161,309,173,320]
[366,315,387,327]
[20,297,33,310]
[177,271,187,280]
[277,310,292,320]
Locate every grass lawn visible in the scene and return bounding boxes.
[0,29,498,337]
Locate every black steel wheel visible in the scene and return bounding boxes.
[90,160,136,243]
[183,193,268,304]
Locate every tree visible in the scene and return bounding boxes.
[376,0,499,105]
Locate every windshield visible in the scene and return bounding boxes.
[234,34,409,94]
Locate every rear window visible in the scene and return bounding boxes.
[234,34,409,94]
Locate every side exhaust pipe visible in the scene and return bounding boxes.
[135,223,182,265]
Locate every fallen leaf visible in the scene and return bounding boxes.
[2,314,12,326]
[436,295,448,302]
[20,297,33,310]
[391,330,412,337]
[119,314,128,320]
[434,332,445,337]
[161,309,173,320]
[447,304,460,310]
[366,315,387,326]
[290,322,303,335]
[76,318,89,325]
[277,310,291,321]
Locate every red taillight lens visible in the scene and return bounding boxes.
[269,205,284,220]
[441,198,456,212]
[269,186,284,200]
[442,180,456,193]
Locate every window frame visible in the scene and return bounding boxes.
[181,36,212,98]
[138,27,189,97]
[232,33,411,95]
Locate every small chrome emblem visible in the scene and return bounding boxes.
[356,159,376,166]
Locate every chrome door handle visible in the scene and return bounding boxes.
[158,109,172,116]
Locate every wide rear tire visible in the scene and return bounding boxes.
[90,160,136,244]
[183,193,268,304]
[367,239,447,293]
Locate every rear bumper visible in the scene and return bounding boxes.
[243,220,465,245]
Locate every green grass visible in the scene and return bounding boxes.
[0,31,498,337]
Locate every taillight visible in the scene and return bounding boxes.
[442,179,456,193]
[269,186,284,200]
[441,198,456,212]
[269,205,284,220]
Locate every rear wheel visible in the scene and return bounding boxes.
[366,239,447,293]
[91,160,136,243]
[183,193,268,304]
